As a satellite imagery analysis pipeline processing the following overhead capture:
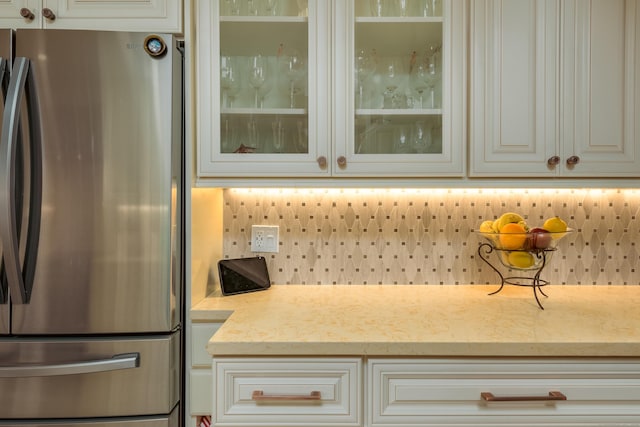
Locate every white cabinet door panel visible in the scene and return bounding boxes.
[562,0,640,176]
[470,0,559,176]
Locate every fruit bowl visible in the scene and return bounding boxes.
[476,228,574,270]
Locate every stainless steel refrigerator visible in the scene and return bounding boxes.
[0,30,184,426]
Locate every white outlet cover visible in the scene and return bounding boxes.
[251,225,279,253]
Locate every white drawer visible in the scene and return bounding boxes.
[213,358,362,427]
[191,322,222,367]
[368,358,640,426]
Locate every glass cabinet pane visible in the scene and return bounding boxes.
[217,0,310,155]
[353,0,443,156]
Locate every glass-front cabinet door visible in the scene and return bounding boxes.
[197,0,331,177]
[196,0,465,179]
[333,0,465,177]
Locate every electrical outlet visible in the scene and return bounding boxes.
[251,225,279,253]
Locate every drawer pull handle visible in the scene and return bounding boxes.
[252,390,321,401]
[481,391,567,402]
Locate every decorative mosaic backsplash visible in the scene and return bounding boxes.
[222,188,640,285]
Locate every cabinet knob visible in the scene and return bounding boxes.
[337,156,347,168]
[20,8,35,20]
[566,155,580,166]
[547,156,560,166]
[42,8,56,21]
[316,156,327,169]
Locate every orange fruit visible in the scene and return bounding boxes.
[498,222,528,250]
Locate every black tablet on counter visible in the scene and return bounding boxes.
[218,256,271,296]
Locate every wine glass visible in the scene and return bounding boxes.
[355,48,376,109]
[223,0,241,16]
[410,63,432,109]
[396,0,408,16]
[220,55,240,108]
[382,57,404,109]
[296,0,308,17]
[281,49,306,108]
[265,0,280,16]
[393,125,411,153]
[247,0,259,16]
[411,121,432,153]
[248,54,270,108]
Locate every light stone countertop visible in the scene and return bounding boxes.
[191,285,640,357]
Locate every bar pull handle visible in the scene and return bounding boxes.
[481,391,567,402]
[252,390,321,401]
[0,58,29,304]
[0,353,140,378]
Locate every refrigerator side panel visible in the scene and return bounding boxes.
[0,333,180,418]
[11,30,182,335]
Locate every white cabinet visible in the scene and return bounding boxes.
[195,0,466,179]
[0,0,182,32]
[470,0,640,177]
[368,358,640,426]
[212,357,362,427]
[190,322,222,417]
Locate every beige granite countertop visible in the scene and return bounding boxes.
[191,285,640,357]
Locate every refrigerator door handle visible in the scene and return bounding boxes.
[0,352,140,378]
[0,57,42,304]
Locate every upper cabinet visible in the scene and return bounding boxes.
[470,0,640,177]
[0,0,182,33]
[196,0,466,178]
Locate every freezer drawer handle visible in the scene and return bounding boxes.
[252,390,321,401]
[481,391,567,402]
[0,352,140,378]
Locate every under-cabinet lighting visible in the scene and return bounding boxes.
[228,188,640,197]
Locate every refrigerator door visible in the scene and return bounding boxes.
[0,333,180,418]
[0,29,11,336]
[9,30,183,335]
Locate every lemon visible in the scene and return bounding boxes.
[543,216,568,233]
[493,212,525,232]
[507,251,535,269]
[479,220,494,233]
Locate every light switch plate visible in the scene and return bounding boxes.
[251,225,279,253]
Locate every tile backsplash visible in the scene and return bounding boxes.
[222,188,640,285]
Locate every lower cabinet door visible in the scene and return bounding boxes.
[213,358,362,427]
[368,358,640,426]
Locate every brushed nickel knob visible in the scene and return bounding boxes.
[566,155,580,165]
[20,8,35,20]
[42,8,56,21]
[547,156,560,166]
[316,156,327,169]
[337,156,347,168]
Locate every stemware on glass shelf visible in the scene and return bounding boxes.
[222,0,241,16]
[369,0,386,17]
[220,55,241,108]
[248,54,270,108]
[410,44,441,108]
[355,48,376,109]
[246,0,259,15]
[415,0,440,17]
[296,0,308,17]
[264,0,280,16]
[381,57,406,109]
[411,120,432,153]
[280,48,306,108]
